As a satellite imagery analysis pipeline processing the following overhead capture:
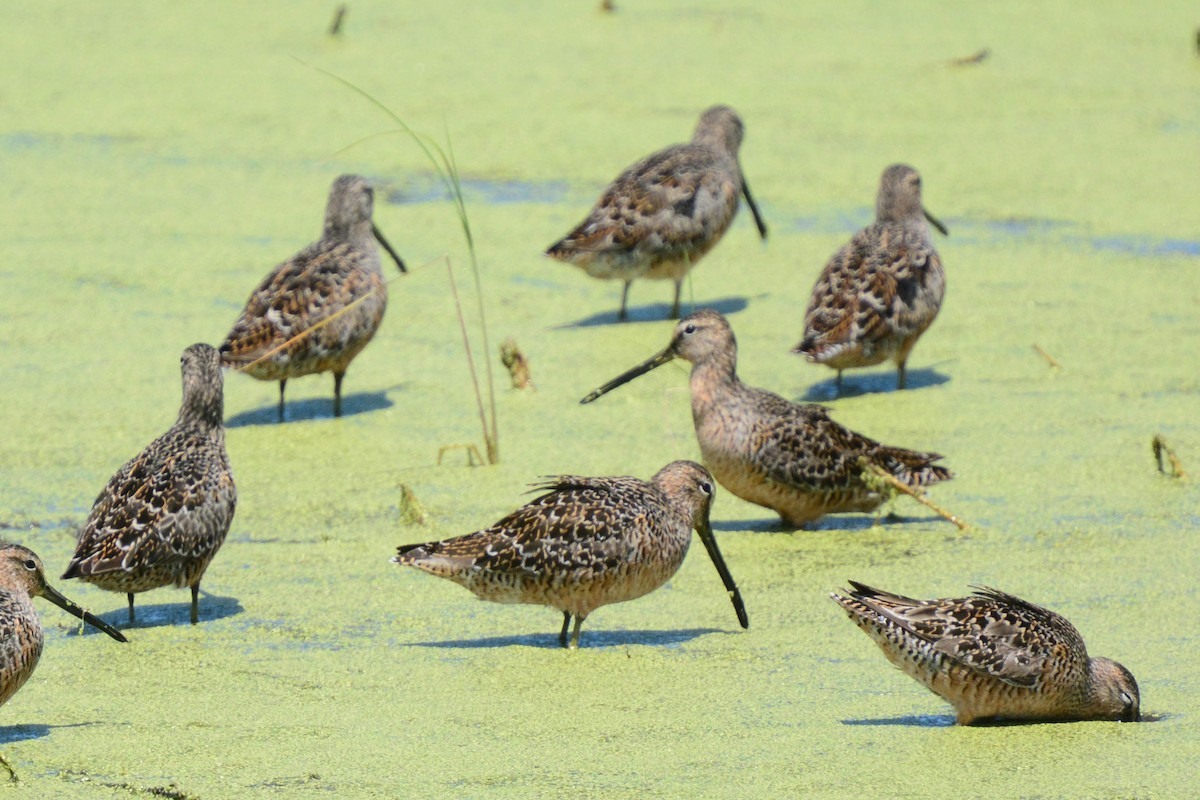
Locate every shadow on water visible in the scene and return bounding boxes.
[0,724,53,744]
[797,367,951,402]
[63,592,243,634]
[225,390,393,428]
[410,627,725,649]
[712,512,947,534]
[556,296,750,329]
[842,714,956,728]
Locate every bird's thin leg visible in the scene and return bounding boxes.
[671,280,682,319]
[190,584,200,625]
[569,615,586,649]
[618,281,631,322]
[835,370,844,395]
[278,379,287,423]
[127,593,135,625]
[333,371,345,417]
[559,611,572,648]
[897,360,907,390]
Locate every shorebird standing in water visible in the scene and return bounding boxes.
[831,581,1141,724]
[220,174,407,421]
[0,544,126,711]
[392,460,747,648]
[546,105,768,321]
[63,344,236,625]
[582,309,951,527]
[794,164,947,393]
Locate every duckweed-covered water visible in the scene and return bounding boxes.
[1,1,1197,797]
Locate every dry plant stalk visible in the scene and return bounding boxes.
[500,338,534,390]
[948,48,990,66]
[1151,434,1188,480]
[859,458,970,530]
[328,4,347,35]
[438,443,485,467]
[1032,343,1062,370]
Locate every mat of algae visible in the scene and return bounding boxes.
[1,1,1197,797]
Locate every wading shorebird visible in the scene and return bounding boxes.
[63,344,236,626]
[220,174,407,421]
[581,309,951,528]
[794,164,947,393]
[392,460,748,648]
[546,105,768,321]
[0,544,126,710]
[830,582,1141,724]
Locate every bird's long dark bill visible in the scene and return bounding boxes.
[42,584,128,642]
[923,208,949,237]
[741,179,769,241]
[579,348,675,404]
[696,522,749,629]
[372,224,408,273]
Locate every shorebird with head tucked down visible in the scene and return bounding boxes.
[794,164,947,393]
[392,460,747,648]
[582,309,951,528]
[63,344,236,626]
[546,105,768,321]
[220,174,407,421]
[831,581,1141,724]
[0,544,126,710]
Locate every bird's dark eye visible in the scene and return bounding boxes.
[22,559,37,571]
[683,324,697,335]
[699,481,714,495]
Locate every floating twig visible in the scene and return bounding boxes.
[948,48,990,67]
[859,459,970,530]
[1032,343,1062,370]
[500,338,534,390]
[1152,434,1188,480]
[328,4,347,35]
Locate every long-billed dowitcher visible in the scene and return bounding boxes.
[220,174,407,421]
[63,344,236,626]
[582,310,951,527]
[0,543,125,709]
[546,105,768,321]
[793,164,947,392]
[831,582,1140,724]
[392,460,748,648]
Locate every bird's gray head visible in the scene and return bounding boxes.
[668,309,737,368]
[324,174,376,239]
[652,460,717,530]
[693,105,746,154]
[180,343,225,427]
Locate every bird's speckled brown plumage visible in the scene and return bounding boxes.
[63,344,236,626]
[0,544,125,709]
[831,581,1140,724]
[220,174,406,421]
[392,461,747,648]
[582,309,951,527]
[794,164,946,392]
[546,105,768,321]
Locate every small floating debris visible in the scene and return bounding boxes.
[500,338,534,390]
[437,443,486,467]
[948,48,990,67]
[328,4,347,36]
[1151,434,1188,480]
[1032,343,1062,370]
[397,483,427,526]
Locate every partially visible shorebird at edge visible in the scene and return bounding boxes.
[0,544,126,710]
[830,581,1141,724]
[546,105,768,321]
[220,174,407,422]
[794,164,947,394]
[392,460,748,648]
[63,344,237,626]
[581,309,952,528]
